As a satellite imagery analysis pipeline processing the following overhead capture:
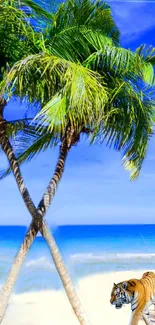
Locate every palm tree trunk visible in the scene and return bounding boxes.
[38,133,91,325]
[0,118,91,325]
[0,102,40,322]
[37,133,91,325]
[0,137,68,323]
[41,221,91,325]
[0,132,69,320]
[0,99,40,321]
[0,99,37,218]
[0,222,38,323]
[37,134,69,216]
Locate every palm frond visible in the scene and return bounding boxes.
[84,45,155,84]
[49,0,120,44]
[47,26,114,62]
[136,44,155,65]
[135,44,155,84]
[2,53,108,131]
[2,0,53,20]
[6,118,33,137]
[100,80,155,179]
[0,0,52,79]
[45,0,119,62]
[1,0,154,183]
[21,0,53,20]
[0,124,60,179]
[0,2,36,78]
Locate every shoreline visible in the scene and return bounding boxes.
[3,269,155,325]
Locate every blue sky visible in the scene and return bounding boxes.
[1,0,155,225]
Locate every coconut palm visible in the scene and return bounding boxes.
[0,0,155,324]
[0,1,90,323]
[0,2,108,324]
[0,65,106,325]
[0,1,110,324]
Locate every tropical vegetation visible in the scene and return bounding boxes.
[0,0,155,324]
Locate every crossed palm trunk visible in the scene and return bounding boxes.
[0,99,90,325]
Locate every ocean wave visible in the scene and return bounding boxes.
[70,253,155,263]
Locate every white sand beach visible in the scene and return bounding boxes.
[3,270,154,325]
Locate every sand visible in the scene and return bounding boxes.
[2,270,155,325]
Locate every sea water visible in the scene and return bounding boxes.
[1,225,155,294]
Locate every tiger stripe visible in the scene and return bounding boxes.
[110,271,155,325]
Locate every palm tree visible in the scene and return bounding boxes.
[0,0,155,323]
[0,65,105,325]
[0,2,105,324]
[0,0,86,323]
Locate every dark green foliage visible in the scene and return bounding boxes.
[0,0,49,81]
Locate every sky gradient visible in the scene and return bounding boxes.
[1,0,155,225]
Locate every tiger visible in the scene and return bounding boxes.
[110,271,155,325]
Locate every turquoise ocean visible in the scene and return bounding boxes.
[1,225,155,293]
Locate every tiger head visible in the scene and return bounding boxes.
[110,282,132,309]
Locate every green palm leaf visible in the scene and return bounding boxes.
[0,123,60,179]
[1,0,155,182]
[6,118,33,138]
[20,0,53,20]
[49,0,119,43]
[102,80,155,179]
[2,54,108,131]
[85,46,155,84]
[136,44,155,84]
[46,0,119,61]
[136,44,155,65]
[0,0,44,79]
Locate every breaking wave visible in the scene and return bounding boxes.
[70,253,155,263]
